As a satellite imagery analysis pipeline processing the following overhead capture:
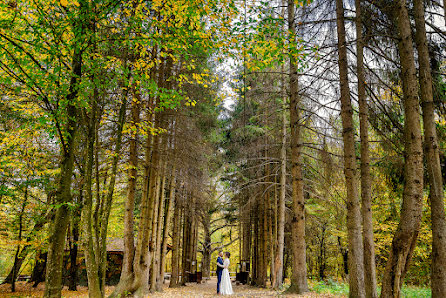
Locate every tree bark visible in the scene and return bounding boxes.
[3,190,47,286]
[30,251,47,287]
[181,198,189,285]
[10,189,28,292]
[151,163,167,291]
[380,0,424,296]
[44,23,82,298]
[273,76,287,289]
[355,0,377,296]
[252,204,258,285]
[148,169,161,289]
[111,87,139,298]
[242,194,251,271]
[335,0,366,296]
[413,0,446,295]
[201,204,212,279]
[264,149,272,284]
[130,113,155,296]
[82,85,102,298]
[97,78,128,294]
[187,193,198,276]
[318,225,326,280]
[169,192,182,287]
[159,169,176,287]
[286,0,308,293]
[131,55,167,296]
[68,205,81,291]
[268,182,274,284]
[44,96,77,298]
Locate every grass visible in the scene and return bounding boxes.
[310,279,349,296]
[308,279,431,297]
[400,285,431,298]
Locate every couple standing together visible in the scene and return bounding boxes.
[216,251,233,295]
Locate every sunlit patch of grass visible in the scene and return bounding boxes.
[400,285,431,298]
[309,279,348,296]
[308,279,431,298]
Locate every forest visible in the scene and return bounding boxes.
[0,0,445,297]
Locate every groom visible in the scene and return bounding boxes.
[216,251,224,294]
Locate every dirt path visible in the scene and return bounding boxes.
[0,278,340,297]
[150,278,339,297]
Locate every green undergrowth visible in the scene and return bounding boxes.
[308,279,431,297]
[309,279,349,296]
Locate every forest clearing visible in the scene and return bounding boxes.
[0,278,328,297]
[0,278,335,297]
[0,278,432,297]
[0,0,445,297]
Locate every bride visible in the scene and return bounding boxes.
[219,252,233,295]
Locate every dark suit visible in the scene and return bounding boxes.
[216,256,224,293]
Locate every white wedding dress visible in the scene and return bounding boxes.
[220,258,233,295]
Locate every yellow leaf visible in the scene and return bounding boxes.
[60,0,68,6]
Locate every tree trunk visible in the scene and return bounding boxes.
[151,164,167,291]
[188,194,198,276]
[241,194,251,272]
[355,0,377,296]
[44,102,77,298]
[11,189,28,292]
[283,244,290,280]
[201,208,212,279]
[3,218,48,286]
[68,205,81,291]
[149,171,162,290]
[268,185,274,284]
[6,248,24,289]
[202,248,211,280]
[258,194,265,287]
[130,114,155,296]
[273,83,287,289]
[82,87,102,298]
[159,170,176,287]
[97,78,128,294]
[182,196,191,284]
[264,150,271,285]
[443,0,446,25]
[272,175,278,280]
[335,0,366,296]
[132,56,167,296]
[44,28,82,298]
[318,225,326,280]
[256,154,267,287]
[252,204,258,285]
[30,251,47,287]
[286,0,308,294]
[110,83,136,298]
[153,123,170,291]
[4,198,37,286]
[413,0,446,295]
[380,0,424,296]
[170,193,182,287]
[337,236,349,278]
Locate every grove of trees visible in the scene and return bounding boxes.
[0,0,445,297]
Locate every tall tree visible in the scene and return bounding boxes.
[273,92,287,289]
[413,0,446,295]
[380,0,424,296]
[45,3,85,295]
[287,0,308,293]
[335,0,366,296]
[112,86,139,297]
[355,0,377,296]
